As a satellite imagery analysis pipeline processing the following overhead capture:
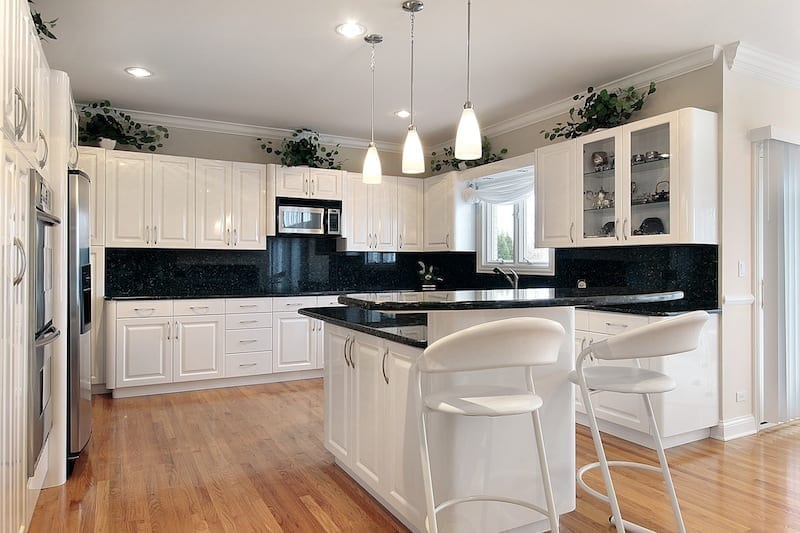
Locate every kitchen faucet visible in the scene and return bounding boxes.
[493,266,519,289]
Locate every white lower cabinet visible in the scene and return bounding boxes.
[273,312,314,372]
[224,297,273,377]
[173,315,224,382]
[117,318,172,387]
[350,334,385,491]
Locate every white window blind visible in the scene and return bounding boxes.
[464,166,534,205]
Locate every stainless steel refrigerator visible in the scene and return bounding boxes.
[67,169,92,473]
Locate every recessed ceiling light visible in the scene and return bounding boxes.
[394,109,411,119]
[124,66,152,78]
[335,21,366,38]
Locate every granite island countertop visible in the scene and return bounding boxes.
[298,307,427,348]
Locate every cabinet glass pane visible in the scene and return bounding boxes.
[582,137,617,239]
[629,123,671,237]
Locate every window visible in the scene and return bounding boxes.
[477,187,554,275]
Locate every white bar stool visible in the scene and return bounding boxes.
[569,310,709,533]
[413,317,566,533]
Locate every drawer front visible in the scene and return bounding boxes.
[274,296,318,312]
[225,298,272,314]
[173,299,226,316]
[224,352,273,377]
[588,312,649,335]
[225,313,271,330]
[116,300,173,318]
[225,328,273,354]
[316,295,344,307]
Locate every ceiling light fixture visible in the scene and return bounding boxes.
[394,109,410,119]
[454,0,481,160]
[335,21,366,38]
[362,34,383,185]
[401,1,424,175]
[124,66,153,78]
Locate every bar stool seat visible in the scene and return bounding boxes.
[425,386,543,416]
[568,366,676,394]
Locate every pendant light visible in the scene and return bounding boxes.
[362,34,383,184]
[455,0,482,160]
[401,1,425,174]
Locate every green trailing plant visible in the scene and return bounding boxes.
[541,82,657,141]
[28,1,57,40]
[79,100,169,152]
[258,128,342,169]
[430,136,508,173]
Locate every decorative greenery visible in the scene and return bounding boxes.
[429,136,508,173]
[79,100,169,152]
[541,81,657,141]
[258,128,342,169]
[496,233,513,261]
[28,1,57,40]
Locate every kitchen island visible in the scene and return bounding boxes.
[301,288,683,532]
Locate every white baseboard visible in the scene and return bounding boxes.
[91,383,110,395]
[710,415,758,441]
[575,413,712,449]
[110,369,322,399]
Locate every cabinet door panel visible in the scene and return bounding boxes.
[105,152,152,247]
[397,177,424,251]
[195,159,231,249]
[152,155,195,248]
[343,172,370,251]
[324,327,351,462]
[535,141,576,247]
[350,335,384,491]
[272,312,313,372]
[274,167,307,197]
[310,169,342,200]
[173,316,224,382]
[77,147,105,246]
[371,176,397,251]
[231,162,265,250]
[116,318,171,387]
[423,174,451,250]
[1,0,18,136]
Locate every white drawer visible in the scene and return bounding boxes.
[588,312,649,335]
[575,310,590,331]
[316,295,344,307]
[226,328,273,354]
[116,300,173,318]
[225,352,273,377]
[226,313,271,330]
[274,296,317,312]
[173,299,226,316]
[225,298,272,314]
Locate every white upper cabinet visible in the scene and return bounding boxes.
[423,171,476,251]
[535,141,577,248]
[77,147,106,246]
[152,155,195,248]
[371,175,397,251]
[231,162,266,249]
[341,173,397,251]
[396,177,424,252]
[273,165,342,200]
[342,172,370,250]
[195,158,231,249]
[105,151,152,247]
[1,0,18,136]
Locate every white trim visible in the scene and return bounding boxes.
[97,107,405,153]
[456,152,536,181]
[724,41,800,91]
[575,413,711,450]
[749,126,800,146]
[709,415,758,441]
[722,294,755,305]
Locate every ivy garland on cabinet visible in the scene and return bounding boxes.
[258,128,343,169]
[28,1,57,40]
[430,136,508,173]
[79,100,170,152]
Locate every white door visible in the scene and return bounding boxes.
[77,147,105,246]
[397,177,424,252]
[152,155,195,248]
[350,335,384,491]
[105,152,152,247]
[274,166,308,198]
[310,168,342,200]
[116,318,172,387]
[195,159,231,249]
[384,343,425,529]
[371,176,397,251]
[324,327,351,463]
[173,315,224,382]
[231,162,266,250]
[344,172,370,251]
[90,246,105,385]
[423,174,451,250]
[272,312,314,373]
[535,141,576,247]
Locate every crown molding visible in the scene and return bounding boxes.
[110,108,405,153]
[749,125,800,146]
[724,41,800,90]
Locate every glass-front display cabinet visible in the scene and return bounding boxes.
[577,129,623,244]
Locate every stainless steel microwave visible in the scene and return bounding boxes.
[276,198,342,236]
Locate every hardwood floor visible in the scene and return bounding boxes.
[30,379,800,532]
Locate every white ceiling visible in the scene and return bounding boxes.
[37,0,800,145]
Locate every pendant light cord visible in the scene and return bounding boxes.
[410,11,415,126]
[466,0,471,104]
[370,44,376,143]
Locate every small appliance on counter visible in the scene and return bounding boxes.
[276,197,341,236]
[67,169,92,474]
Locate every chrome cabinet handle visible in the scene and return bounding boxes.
[605,322,629,329]
[133,307,155,312]
[226,228,231,245]
[239,339,258,344]
[399,234,403,249]
[189,306,209,312]
[614,218,620,241]
[176,321,180,339]
[623,218,629,240]
[239,362,258,368]
[14,89,27,140]
[303,178,308,195]
[146,225,150,244]
[167,321,171,340]
[239,319,258,324]
[382,348,389,384]
[12,237,26,286]
[343,337,352,368]
[154,225,158,245]
[445,233,450,249]
[69,145,79,167]
[284,302,303,307]
[233,228,238,246]
[569,222,575,243]
[34,326,61,348]
[239,304,258,308]
[38,130,49,168]
[348,337,355,369]
[310,178,315,196]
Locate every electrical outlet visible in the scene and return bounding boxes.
[577,279,587,289]
[736,391,745,402]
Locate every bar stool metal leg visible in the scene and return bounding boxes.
[416,369,439,533]
[532,408,560,532]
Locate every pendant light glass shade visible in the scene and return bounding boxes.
[363,142,382,184]
[455,103,481,160]
[402,125,424,174]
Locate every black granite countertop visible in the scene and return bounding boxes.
[338,288,684,312]
[586,301,721,316]
[298,307,427,349]
[104,290,351,301]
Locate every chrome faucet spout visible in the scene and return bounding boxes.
[492,266,519,289]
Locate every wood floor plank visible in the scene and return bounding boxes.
[29,378,800,532]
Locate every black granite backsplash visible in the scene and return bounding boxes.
[105,238,717,308]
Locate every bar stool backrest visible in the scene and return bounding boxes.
[591,310,709,361]
[418,317,565,373]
